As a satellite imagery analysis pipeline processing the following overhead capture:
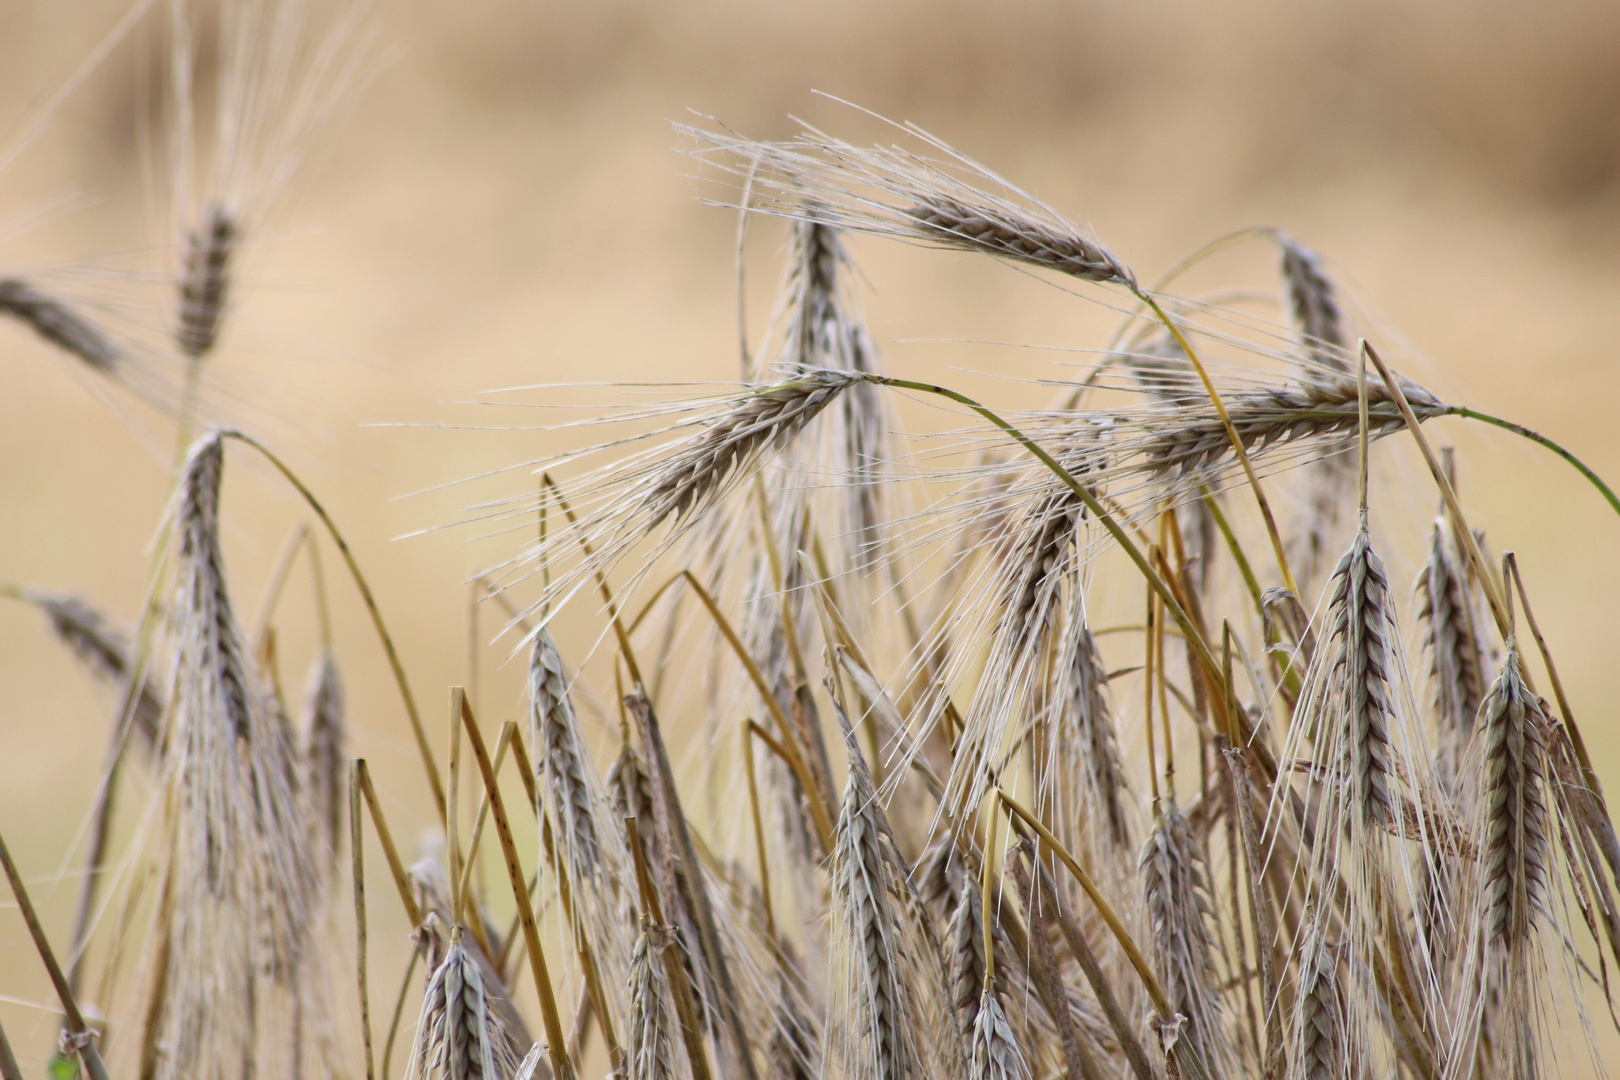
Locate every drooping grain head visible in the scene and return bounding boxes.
[904,195,1132,286]
[152,432,320,1080]
[0,278,122,373]
[1136,373,1446,485]
[687,123,1135,288]
[947,880,988,1043]
[1053,597,1132,855]
[1291,926,1349,1080]
[645,370,860,530]
[26,590,165,756]
[831,747,913,1080]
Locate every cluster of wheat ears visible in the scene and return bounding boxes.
[5,6,1620,1080]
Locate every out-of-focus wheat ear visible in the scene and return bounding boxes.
[404,936,521,1080]
[176,205,236,361]
[1290,925,1349,1080]
[1275,233,1349,377]
[0,278,122,373]
[627,918,679,1080]
[1139,801,1234,1076]
[1415,521,1487,791]
[767,943,820,1080]
[1054,596,1133,857]
[610,740,660,887]
[627,690,760,1080]
[529,630,603,884]
[15,590,165,756]
[969,992,1033,1080]
[301,649,346,868]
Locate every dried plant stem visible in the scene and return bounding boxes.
[455,690,574,1079]
[1139,293,1301,597]
[992,788,1175,1019]
[1020,844,1156,1080]
[349,763,377,1080]
[1504,555,1600,794]
[629,692,762,1080]
[671,569,834,849]
[864,375,1230,706]
[625,816,714,1080]
[1201,485,1264,614]
[1448,405,1620,520]
[251,521,313,646]
[457,723,514,905]
[355,759,425,928]
[503,723,625,1072]
[222,430,445,816]
[1359,347,1511,635]
[0,827,112,1080]
[539,474,648,685]
[0,1014,20,1080]
[1008,856,1104,1080]
[1224,744,1283,1080]
[742,722,779,942]
[381,948,421,1080]
[981,802,999,992]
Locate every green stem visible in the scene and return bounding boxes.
[1198,485,1262,613]
[865,375,1221,687]
[1449,406,1620,521]
[220,431,445,818]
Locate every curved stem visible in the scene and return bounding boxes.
[674,570,835,851]
[993,788,1174,1020]
[864,376,1219,681]
[1449,405,1620,521]
[1105,226,1275,352]
[1137,293,1300,597]
[220,430,445,818]
[539,474,645,687]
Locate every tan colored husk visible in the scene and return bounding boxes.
[627,920,680,1080]
[148,432,319,1080]
[404,937,521,1080]
[300,649,345,868]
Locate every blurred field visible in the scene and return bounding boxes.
[1,0,1617,1073]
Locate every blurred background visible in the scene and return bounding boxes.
[1,0,1617,1073]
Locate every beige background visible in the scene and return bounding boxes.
[1,0,1617,1073]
